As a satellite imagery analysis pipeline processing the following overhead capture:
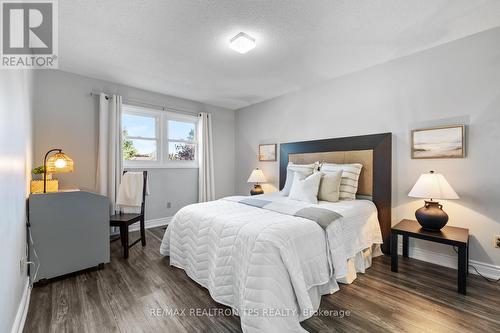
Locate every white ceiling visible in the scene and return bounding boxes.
[59,0,500,110]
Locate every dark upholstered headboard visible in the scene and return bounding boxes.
[279,133,392,254]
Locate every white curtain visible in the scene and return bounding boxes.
[96,93,123,214]
[198,112,215,202]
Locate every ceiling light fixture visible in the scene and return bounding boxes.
[229,32,256,54]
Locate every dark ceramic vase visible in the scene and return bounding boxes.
[415,200,449,231]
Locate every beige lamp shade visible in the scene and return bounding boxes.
[408,171,459,200]
[247,168,266,183]
[46,152,74,173]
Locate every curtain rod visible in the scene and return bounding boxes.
[89,91,201,117]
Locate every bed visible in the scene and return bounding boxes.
[160,133,392,333]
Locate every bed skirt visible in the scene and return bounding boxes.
[306,244,381,312]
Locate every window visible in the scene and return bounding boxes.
[167,120,197,161]
[122,112,159,162]
[122,104,198,168]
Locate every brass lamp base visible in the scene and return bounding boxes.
[250,184,264,196]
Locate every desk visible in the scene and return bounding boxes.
[28,190,110,282]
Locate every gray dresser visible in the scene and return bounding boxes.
[28,190,110,282]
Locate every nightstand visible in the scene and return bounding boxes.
[391,219,469,295]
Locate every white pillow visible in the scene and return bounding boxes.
[282,162,317,195]
[289,172,322,204]
[318,170,343,202]
[320,163,363,200]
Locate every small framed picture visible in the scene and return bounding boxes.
[411,125,465,159]
[259,144,277,161]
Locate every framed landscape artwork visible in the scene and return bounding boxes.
[411,125,465,159]
[259,144,277,161]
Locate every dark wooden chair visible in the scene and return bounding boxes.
[110,171,147,259]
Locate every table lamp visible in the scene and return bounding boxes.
[408,171,459,231]
[247,168,266,195]
[44,148,74,193]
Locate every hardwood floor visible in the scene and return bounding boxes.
[24,227,500,333]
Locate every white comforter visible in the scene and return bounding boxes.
[160,193,382,333]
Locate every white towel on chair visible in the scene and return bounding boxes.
[116,172,149,214]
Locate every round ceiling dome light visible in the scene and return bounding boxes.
[229,32,256,54]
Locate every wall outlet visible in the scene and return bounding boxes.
[495,235,500,248]
[19,257,27,272]
[166,202,171,209]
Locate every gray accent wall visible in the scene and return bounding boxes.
[33,70,236,221]
[1,71,33,332]
[235,28,500,271]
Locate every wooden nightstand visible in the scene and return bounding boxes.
[391,219,469,295]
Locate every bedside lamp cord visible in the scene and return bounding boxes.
[26,219,40,287]
[453,247,500,283]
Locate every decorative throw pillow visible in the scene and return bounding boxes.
[317,170,343,202]
[282,162,317,195]
[320,163,363,200]
[289,172,322,204]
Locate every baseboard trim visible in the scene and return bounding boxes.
[129,217,171,232]
[398,244,500,280]
[11,279,31,333]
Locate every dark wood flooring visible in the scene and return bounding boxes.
[24,227,500,333]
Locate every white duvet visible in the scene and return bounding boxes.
[160,193,382,333]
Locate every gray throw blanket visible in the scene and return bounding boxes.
[224,197,343,230]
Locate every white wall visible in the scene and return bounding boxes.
[235,27,500,273]
[0,71,33,333]
[33,70,235,221]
